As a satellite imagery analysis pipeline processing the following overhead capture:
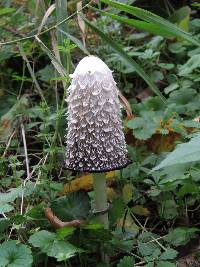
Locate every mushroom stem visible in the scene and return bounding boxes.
[93,172,109,229]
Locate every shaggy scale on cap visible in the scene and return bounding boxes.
[65,56,131,172]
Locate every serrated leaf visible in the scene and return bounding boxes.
[138,241,159,257]
[117,256,135,267]
[160,248,178,260]
[127,117,158,140]
[164,227,199,246]
[0,241,33,267]
[158,199,178,220]
[156,261,176,267]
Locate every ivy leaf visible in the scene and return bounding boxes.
[117,256,135,267]
[0,240,33,267]
[29,230,82,261]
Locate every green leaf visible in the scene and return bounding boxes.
[0,182,35,205]
[156,262,176,267]
[29,230,82,261]
[57,29,89,55]
[164,227,199,246]
[138,241,159,257]
[51,191,90,221]
[159,248,178,260]
[117,256,135,267]
[82,16,166,103]
[0,218,11,233]
[94,8,173,38]
[152,134,200,171]
[0,240,33,267]
[168,6,190,32]
[26,203,46,220]
[56,227,76,240]
[144,263,154,267]
[0,204,14,214]
[127,115,159,140]
[158,199,178,220]
[100,0,200,47]
[178,54,200,76]
[178,182,199,196]
[0,8,15,16]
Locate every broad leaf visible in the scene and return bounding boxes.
[0,241,33,267]
[159,248,178,260]
[51,191,90,221]
[164,227,199,246]
[153,134,200,171]
[94,8,173,38]
[29,230,82,261]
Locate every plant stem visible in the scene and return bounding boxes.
[93,172,109,229]
[93,173,109,263]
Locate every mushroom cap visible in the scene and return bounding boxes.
[65,56,131,172]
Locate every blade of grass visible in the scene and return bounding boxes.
[100,0,200,47]
[82,16,166,103]
[56,0,71,73]
[35,36,68,77]
[92,7,173,38]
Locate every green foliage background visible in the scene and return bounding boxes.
[0,0,200,266]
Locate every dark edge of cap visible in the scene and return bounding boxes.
[64,159,132,173]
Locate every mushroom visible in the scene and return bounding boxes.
[65,55,131,228]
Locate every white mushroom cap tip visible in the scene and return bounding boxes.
[69,55,112,78]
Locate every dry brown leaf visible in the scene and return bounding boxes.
[118,90,133,119]
[131,205,150,217]
[37,4,56,34]
[62,171,116,195]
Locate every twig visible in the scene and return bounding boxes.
[20,121,30,215]
[130,211,167,251]
[3,130,16,157]
[44,207,86,229]
[3,26,25,38]
[0,1,92,46]
[21,121,30,176]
